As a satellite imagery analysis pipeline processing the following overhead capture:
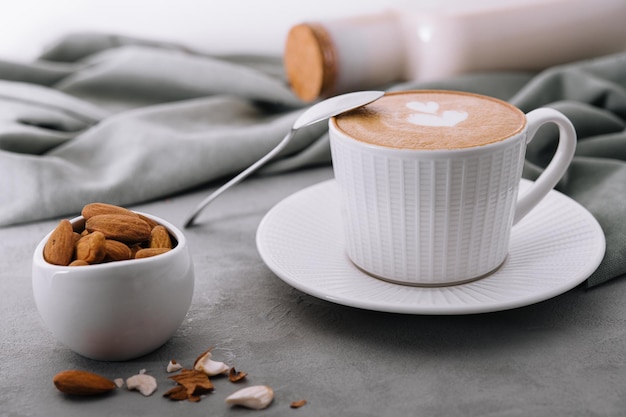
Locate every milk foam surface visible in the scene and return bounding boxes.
[334,91,526,150]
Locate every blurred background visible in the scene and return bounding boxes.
[0,0,408,60]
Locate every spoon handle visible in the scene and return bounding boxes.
[184,129,295,227]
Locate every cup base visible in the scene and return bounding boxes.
[350,256,508,288]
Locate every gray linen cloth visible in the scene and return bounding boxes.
[1,33,624,287]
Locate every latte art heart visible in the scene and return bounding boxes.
[334,91,526,150]
[405,101,468,127]
[407,110,469,127]
[406,100,439,114]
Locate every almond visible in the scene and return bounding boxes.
[135,247,171,259]
[137,213,160,230]
[104,239,132,262]
[44,219,75,266]
[75,231,107,264]
[86,214,151,243]
[290,400,307,409]
[150,225,173,249]
[53,370,116,396]
[81,202,139,220]
[129,243,143,258]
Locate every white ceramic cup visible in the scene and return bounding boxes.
[329,90,576,286]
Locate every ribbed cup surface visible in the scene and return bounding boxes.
[330,132,526,285]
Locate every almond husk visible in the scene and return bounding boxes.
[165,369,215,402]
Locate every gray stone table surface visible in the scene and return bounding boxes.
[1,166,625,417]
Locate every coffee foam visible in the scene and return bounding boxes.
[334,91,526,150]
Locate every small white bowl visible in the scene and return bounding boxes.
[32,212,194,361]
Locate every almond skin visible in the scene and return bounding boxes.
[129,243,143,258]
[44,219,75,266]
[135,247,171,259]
[75,231,107,264]
[150,225,173,249]
[137,213,160,230]
[104,239,132,262]
[53,370,116,396]
[81,202,139,220]
[85,214,151,243]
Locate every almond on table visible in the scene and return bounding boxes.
[53,370,116,396]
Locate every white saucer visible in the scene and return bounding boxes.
[256,179,605,315]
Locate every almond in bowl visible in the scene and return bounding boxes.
[32,203,194,361]
[43,203,177,267]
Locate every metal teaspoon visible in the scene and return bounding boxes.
[183,90,384,227]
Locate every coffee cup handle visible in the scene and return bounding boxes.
[513,108,577,225]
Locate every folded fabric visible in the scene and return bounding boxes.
[0,34,325,224]
[1,33,624,287]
